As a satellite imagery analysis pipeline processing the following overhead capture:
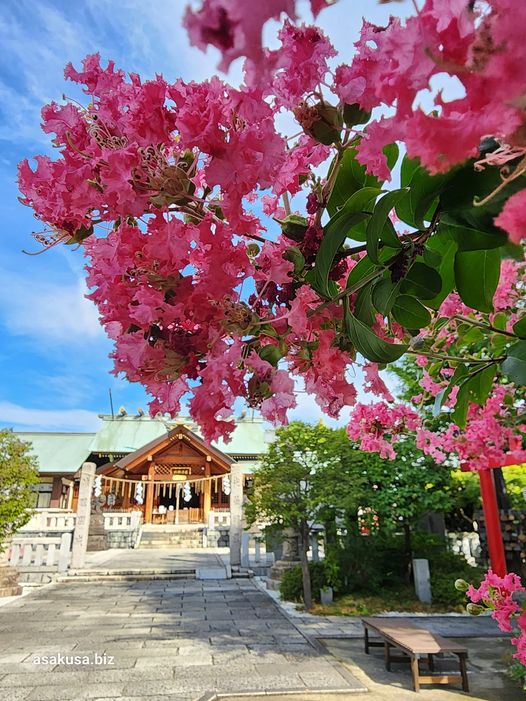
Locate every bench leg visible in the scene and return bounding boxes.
[384,641,392,671]
[364,626,370,654]
[410,656,420,692]
[459,653,469,692]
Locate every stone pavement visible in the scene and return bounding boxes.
[81,547,231,571]
[0,578,364,701]
[262,582,510,640]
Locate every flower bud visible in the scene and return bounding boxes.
[466,603,485,616]
[455,579,470,592]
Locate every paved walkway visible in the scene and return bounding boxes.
[262,582,510,639]
[0,579,363,701]
[81,547,230,572]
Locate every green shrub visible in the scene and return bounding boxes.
[427,549,484,607]
[279,562,329,603]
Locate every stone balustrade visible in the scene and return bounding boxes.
[20,509,76,532]
[9,533,72,582]
[103,511,142,530]
[208,509,231,528]
[240,532,274,570]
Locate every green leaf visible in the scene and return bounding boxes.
[366,189,408,263]
[440,217,508,251]
[372,279,401,315]
[501,341,526,385]
[396,163,452,228]
[465,365,497,406]
[441,364,469,410]
[452,366,498,428]
[423,231,458,309]
[451,380,470,428]
[454,249,501,313]
[327,142,398,217]
[258,345,283,367]
[345,245,398,291]
[392,295,432,329]
[344,303,408,363]
[343,103,371,127]
[327,145,380,217]
[313,187,381,297]
[354,284,376,325]
[432,388,447,418]
[513,315,526,339]
[423,246,442,268]
[401,263,442,300]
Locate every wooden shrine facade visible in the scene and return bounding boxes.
[95,425,233,524]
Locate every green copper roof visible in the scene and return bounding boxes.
[16,432,95,474]
[91,414,271,456]
[16,414,270,474]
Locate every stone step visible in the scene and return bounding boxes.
[57,569,196,583]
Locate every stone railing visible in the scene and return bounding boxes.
[19,509,76,532]
[103,510,142,548]
[9,533,72,582]
[209,509,231,528]
[240,532,274,569]
[103,511,142,530]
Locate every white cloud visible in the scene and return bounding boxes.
[0,401,101,431]
[0,267,104,344]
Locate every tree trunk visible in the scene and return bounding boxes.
[298,522,312,610]
[494,468,510,510]
[403,521,413,584]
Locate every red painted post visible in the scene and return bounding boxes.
[479,469,507,577]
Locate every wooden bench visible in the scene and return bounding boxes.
[362,617,469,693]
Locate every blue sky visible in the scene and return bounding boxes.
[0,0,416,432]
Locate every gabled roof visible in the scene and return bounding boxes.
[15,413,270,474]
[91,414,271,457]
[16,432,95,474]
[112,425,233,474]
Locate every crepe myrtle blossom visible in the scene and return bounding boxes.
[461,570,526,666]
[17,0,526,449]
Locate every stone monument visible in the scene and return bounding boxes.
[267,527,301,590]
[87,496,107,552]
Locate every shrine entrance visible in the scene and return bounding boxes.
[96,425,232,525]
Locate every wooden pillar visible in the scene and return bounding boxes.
[144,464,155,524]
[122,481,130,510]
[50,476,63,508]
[203,460,211,523]
[175,484,180,525]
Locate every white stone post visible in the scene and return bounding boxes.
[229,464,243,568]
[58,532,72,572]
[241,532,250,568]
[413,558,432,604]
[71,462,96,569]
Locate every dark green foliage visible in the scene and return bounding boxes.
[279,562,331,603]
[0,429,40,548]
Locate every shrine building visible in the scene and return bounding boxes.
[16,412,271,528]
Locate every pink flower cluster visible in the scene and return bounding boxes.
[416,386,526,470]
[17,1,526,447]
[347,403,421,460]
[466,570,526,665]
